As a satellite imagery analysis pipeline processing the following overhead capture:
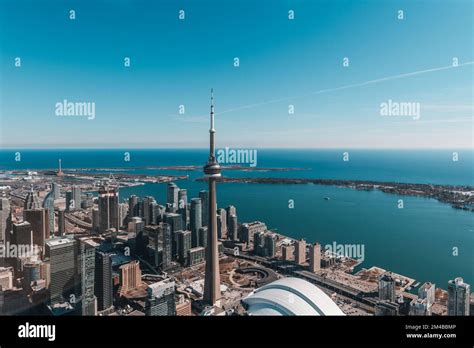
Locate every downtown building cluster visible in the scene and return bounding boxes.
[1,181,471,316]
[0,173,232,315]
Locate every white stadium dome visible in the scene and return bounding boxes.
[242,277,345,316]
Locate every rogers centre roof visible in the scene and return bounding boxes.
[242,277,345,316]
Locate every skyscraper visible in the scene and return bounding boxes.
[309,243,321,273]
[163,212,182,258]
[227,214,238,241]
[253,231,265,256]
[118,203,128,228]
[52,182,61,200]
[448,277,470,316]
[95,250,113,311]
[77,238,97,316]
[199,190,209,227]
[217,208,227,239]
[240,221,266,246]
[150,202,162,225]
[264,233,277,258]
[226,205,236,229]
[167,182,179,212]
[254,232,277,257]
[190,198,202,247]
[57,209,65,236]
[145,280,176,316]
[24,186,40,210]
[82,193,93,209]
[72,185,81,210]
[42,191,55,237]
[128,195,139,218]
[199,226,208,249]
[418,282,435,308]
[176,230,192,265]
[281,245,294,261]
[160,223,172,270]
[119,260,142,295]
[178,189,188,209]
[178,189,188,228]
[98,183,119,233]
[295,239,306,265]
[12,221,33,247]
[203,89,221,306]
[91,208,100,233]
[24,209,49,249]
[128,217,144,233]
[378,272,396,302]
[142,196,155,225]
[65,191,74,212]
[45,237,77,304]
[65,185,81,212]
[0,198,11,243]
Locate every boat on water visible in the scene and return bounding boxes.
[324,197,330,200]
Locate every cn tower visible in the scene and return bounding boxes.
[203,89,222,306]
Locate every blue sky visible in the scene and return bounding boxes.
[0,0,472,149]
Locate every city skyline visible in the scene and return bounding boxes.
[1,0,473,149]
[0,2,472,346]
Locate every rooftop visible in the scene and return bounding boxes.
[46,237,74,247]
[243,277,345,316]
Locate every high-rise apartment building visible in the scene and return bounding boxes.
[199,190,209,227]
[294,239,306,265]
[448,277,470,316]
[378,273,396,302]
[77,238,97,316]
[309,243,321,273]
[190,198,202,247]
[145,280,176,316]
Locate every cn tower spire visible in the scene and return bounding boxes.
[210,88,215,130]
[209,88,216,162]
[203,88,222,306]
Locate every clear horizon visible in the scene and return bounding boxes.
[1,146,474,150]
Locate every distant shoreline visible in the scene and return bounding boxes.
[196,176,474,212]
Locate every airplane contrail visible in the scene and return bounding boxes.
[214,61,474,116]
